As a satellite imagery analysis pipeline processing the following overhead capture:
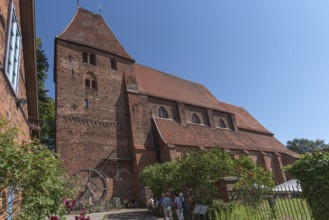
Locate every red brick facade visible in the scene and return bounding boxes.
[0,0,38,219]
[0,0,38,137]
[55,8,298,203]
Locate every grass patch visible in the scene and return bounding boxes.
[211,198,311,220]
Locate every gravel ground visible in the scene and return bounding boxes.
[65,208,164,220]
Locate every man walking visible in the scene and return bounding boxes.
[174,193,184,220]
[161,192,173,220]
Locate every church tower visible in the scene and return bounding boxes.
[55,8,137,200]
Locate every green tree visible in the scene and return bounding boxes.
[140,149,274,207]
[0,118,76,219]
[177,149,237,205]
[36,38,55,149]
[140,162,179,197]
[286,152,329,220]
[286,138,329,154]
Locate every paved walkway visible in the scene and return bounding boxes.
[65,209,163,220]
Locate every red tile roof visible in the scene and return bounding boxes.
[134,64,226,111]
[57,7,133,61]
[134,64,271,134]
[153,117,299,158]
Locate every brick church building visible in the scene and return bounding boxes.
[55,8,298,202]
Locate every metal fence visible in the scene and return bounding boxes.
[232,185,312,220]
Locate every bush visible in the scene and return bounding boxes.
[286,151,329,220]
[0,118,77,219]
[141,148,274,211]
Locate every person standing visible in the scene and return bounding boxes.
[174,193,184,220]
[161,192,173,220]
[147,197,155,214]
[158,193,165,218]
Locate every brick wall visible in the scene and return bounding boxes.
[0,0,30,140]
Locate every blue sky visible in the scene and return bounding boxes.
[36,0,329,145]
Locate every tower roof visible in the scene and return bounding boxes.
[57,7,134,61]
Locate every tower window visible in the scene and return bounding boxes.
[89,54,96,65]
[111,59,117,71]
[82,52,96,65]
[85,79,90,87]
[84,72,97,91]
[158,106,169,118]
[219,118,227,128]
[92,80,97,89]
[84,99,88,108]
[192,113,200,124]
[82,52,88,63]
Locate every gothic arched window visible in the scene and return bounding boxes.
[158,106,169,118]
[84,72,97,90]
[219,118,227,128]
[192,113,200,124]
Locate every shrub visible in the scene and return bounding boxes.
[0,118,77,219]
[141,148,274,211]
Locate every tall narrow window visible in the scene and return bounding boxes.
[158,106,169,118]
[111,59,117,71]
[92,80,97,89]
[89,54,96,65]
[84,99,88,108]
[192,113,200,124]
[82,52,88,63]
[85,79,90,87]
[219,118,227,128]
[4,4,21,94]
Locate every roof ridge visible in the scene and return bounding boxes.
[56,7,80,38]
[135,63,204,87]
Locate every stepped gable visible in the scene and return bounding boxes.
[133,64,271,134]
[153,117,299,158]
[57,7,133,61]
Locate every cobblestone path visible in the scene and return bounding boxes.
[65,209,163,220]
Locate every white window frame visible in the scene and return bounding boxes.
[4,3,21,95]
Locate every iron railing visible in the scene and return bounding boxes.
[231,185,312,220]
